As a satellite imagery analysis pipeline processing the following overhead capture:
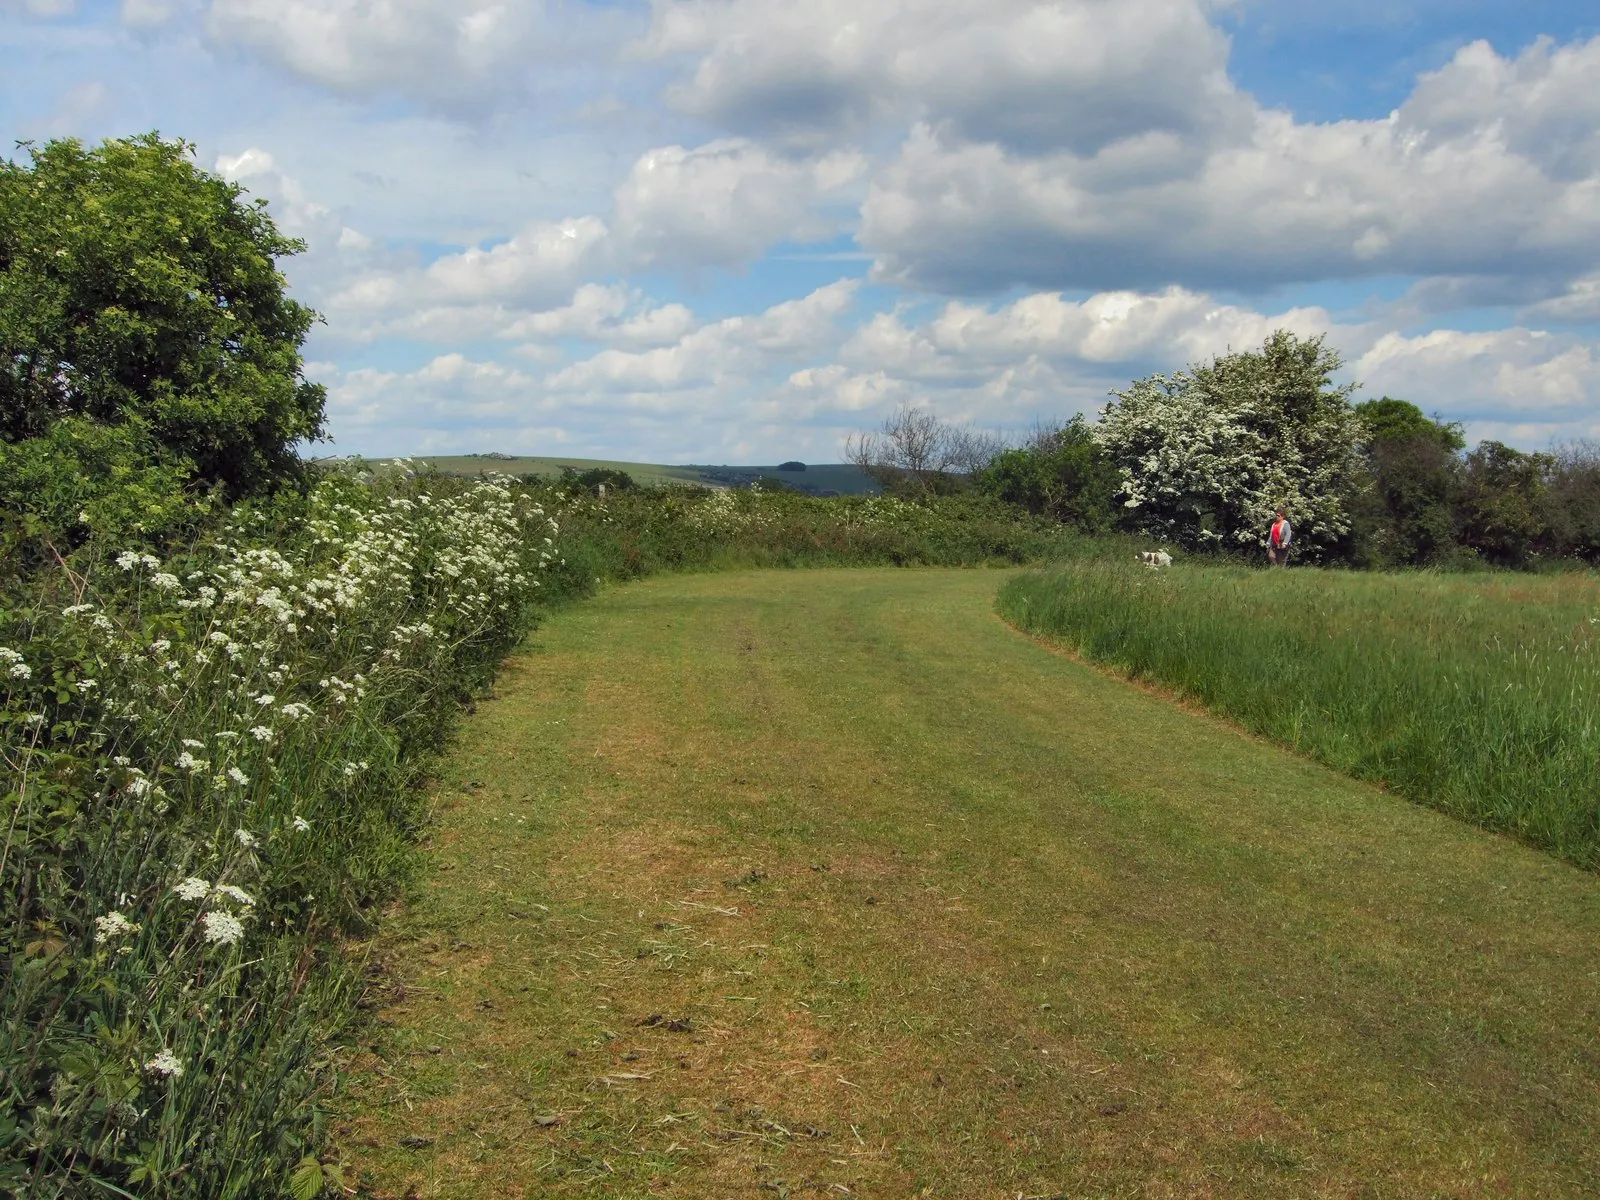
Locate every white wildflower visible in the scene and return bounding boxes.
[174,752,208,772]
[94,911,140,944]
[23,713,45,726]
[7,662,28,680]
[144,1050,184,1078]
[181,739,205,749]
[76,679,97,693]
[115,552,140,571]
[292,815,311,832]
[215,731,239,741]
[201,910,245,947]
[125,776,151,797]
[248,725,273,743]
[62,605,95,617]
[280,702,313,721]
[227,767,250,787]
[150,573,180,591]
[213,884,255,907]
[251,693,275,707]
[173,877,211,901]
[141,554,160,569]
[149,639,171,654]
[113,756,131,766]
[234,828,258,848]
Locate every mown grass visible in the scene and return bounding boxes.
[999,561,1600,869]
[337,569,1600,1198]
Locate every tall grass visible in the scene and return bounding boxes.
[998,562,1600,868]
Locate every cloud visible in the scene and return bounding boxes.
[203,0,619,112]
[641,0,1246,154]
[614,139,867,267]
[546,278,859,391]
[3,0,76,16]
[324,216,612,337]
[1355,328,1600,442]
[856,34,1600,294]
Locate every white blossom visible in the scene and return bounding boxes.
[227,767,250,786]
[234,828,258,848]
[144,1050,184,1078]
[292,816,311,832]
[94,911,140,944]
[213,884,255,907]
[174,877,211,901]
[201,910,245,947]
[248,725,273,743]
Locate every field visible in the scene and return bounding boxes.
[359,456,881,495]
[336,569,1600,1198]
[998,562,1600,869]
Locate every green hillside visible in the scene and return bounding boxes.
[350,455,881,495]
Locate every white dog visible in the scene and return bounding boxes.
[1137,550,1173,568]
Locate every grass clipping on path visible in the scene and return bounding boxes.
[1000,562,1600,868]
[338,568,1600,1199]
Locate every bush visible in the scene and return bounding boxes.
[0,467,553,1196]
[976,416,1122,532]
[0,134,325,497]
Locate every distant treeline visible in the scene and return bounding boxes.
[851,331,1600,569]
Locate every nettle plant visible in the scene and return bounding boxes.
[0,467,555,1197]
[1096,331,1366,557]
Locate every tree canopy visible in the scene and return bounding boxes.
[0,133,325,495]
[1095,331,1366,555]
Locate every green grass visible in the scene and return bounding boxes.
[999,561,1600,869]
[337,569,1600,1198]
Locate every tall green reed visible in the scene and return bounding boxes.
[998,562,1600,869]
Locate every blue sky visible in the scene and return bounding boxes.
[4,0,1599,462]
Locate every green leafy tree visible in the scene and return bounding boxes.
[1458,441,1555,567]
[1350,398,1465,566]
[977,416,1121,532]
[0,133,325,495]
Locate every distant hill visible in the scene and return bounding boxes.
[338,455,881,496]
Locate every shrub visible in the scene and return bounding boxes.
[0,134,325,497]
[0,467,554,1196]
[976,416,1122,532]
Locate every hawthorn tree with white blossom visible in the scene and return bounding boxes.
[1095,331,1366,557]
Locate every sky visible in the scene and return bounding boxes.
[4,0,1600,463]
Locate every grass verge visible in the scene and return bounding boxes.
[998,561,1600,869]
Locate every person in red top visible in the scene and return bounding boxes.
[1268,509,1293,566]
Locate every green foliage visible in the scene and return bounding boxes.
[0,417,213,569]
[1458,440,1556,568]
[0,467,552,1196]
[0,133,325,496]
[1354,397,1464,451]
[976,416,1122,532]
[1000,562,1600,869]
[559,466,635,494]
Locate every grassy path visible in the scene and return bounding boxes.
[340,569,1600,1199]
